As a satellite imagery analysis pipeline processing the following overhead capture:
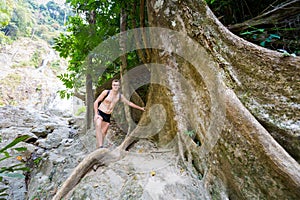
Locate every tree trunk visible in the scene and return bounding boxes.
[85,61,93,130]
[53,1,300,199]
[85,10,97,130]
[142,0,300,199]
[120,8,136,134]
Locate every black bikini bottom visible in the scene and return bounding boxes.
[98,109,111,123]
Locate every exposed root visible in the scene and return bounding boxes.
[178,132,202,180]
[119,126,147,150]
[52,125,146,199]
[52,148,120,200]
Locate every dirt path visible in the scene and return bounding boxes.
[65,138,210,199]
[52,119,211,199]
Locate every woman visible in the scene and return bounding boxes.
[93,79,145,148]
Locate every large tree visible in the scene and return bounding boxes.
[52,0,300,199]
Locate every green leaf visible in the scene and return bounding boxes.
[258,29,264,33]
[0,135,30,153]
[13,147,27,152]
[0,155,11,162]
[12,167,29,172]
[9,163,24,168]
[34,157,42,164]
[0,187,8,194]
[0,172,25,179]
[0,164,27,174]
[269,34,280,39]
[3,152,9,158]
[240,31,251,35]
[184,130,195,137]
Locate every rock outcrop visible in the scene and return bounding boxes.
[0,106,85,199]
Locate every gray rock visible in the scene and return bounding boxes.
[31,127,49,138]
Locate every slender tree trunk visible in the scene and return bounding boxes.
[85,57,93,130]
[120,8,135,134]
[86,10,96,130]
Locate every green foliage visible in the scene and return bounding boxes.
[205,0,216,5]
[46,1,68,26]
[260,34,280,47]
[53,0,120,98]
[0,0,73,44]
[33,157,42,165]
[57,73,76,89]
[0,31,11,44]
[1,1,34,38]
[75,106,86,116]
[30,50,43,68]
[57,89,73,99]
[0,187,9,199]
[0,135,29,154]
[207,0,299,55]
[10,3,35,37]
[240,27,281,48]
[0,135,30,198]
[2,22,18,38]
[50,60,62,72]
[0,0,14,28]
[240,27,265,36]
[0,73,22,90]
[57,72,76,99]
[184,130,195,138]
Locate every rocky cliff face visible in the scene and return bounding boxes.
[0,106,84,199]
[0,37,85,199]
[0,37,76,113]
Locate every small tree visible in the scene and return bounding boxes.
[53,0,121,130]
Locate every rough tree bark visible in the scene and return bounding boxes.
[86,10,97,130]
[120,7,136,134]
[52,0,300,199]
[85,57,93,130]
[145,0,300,199]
